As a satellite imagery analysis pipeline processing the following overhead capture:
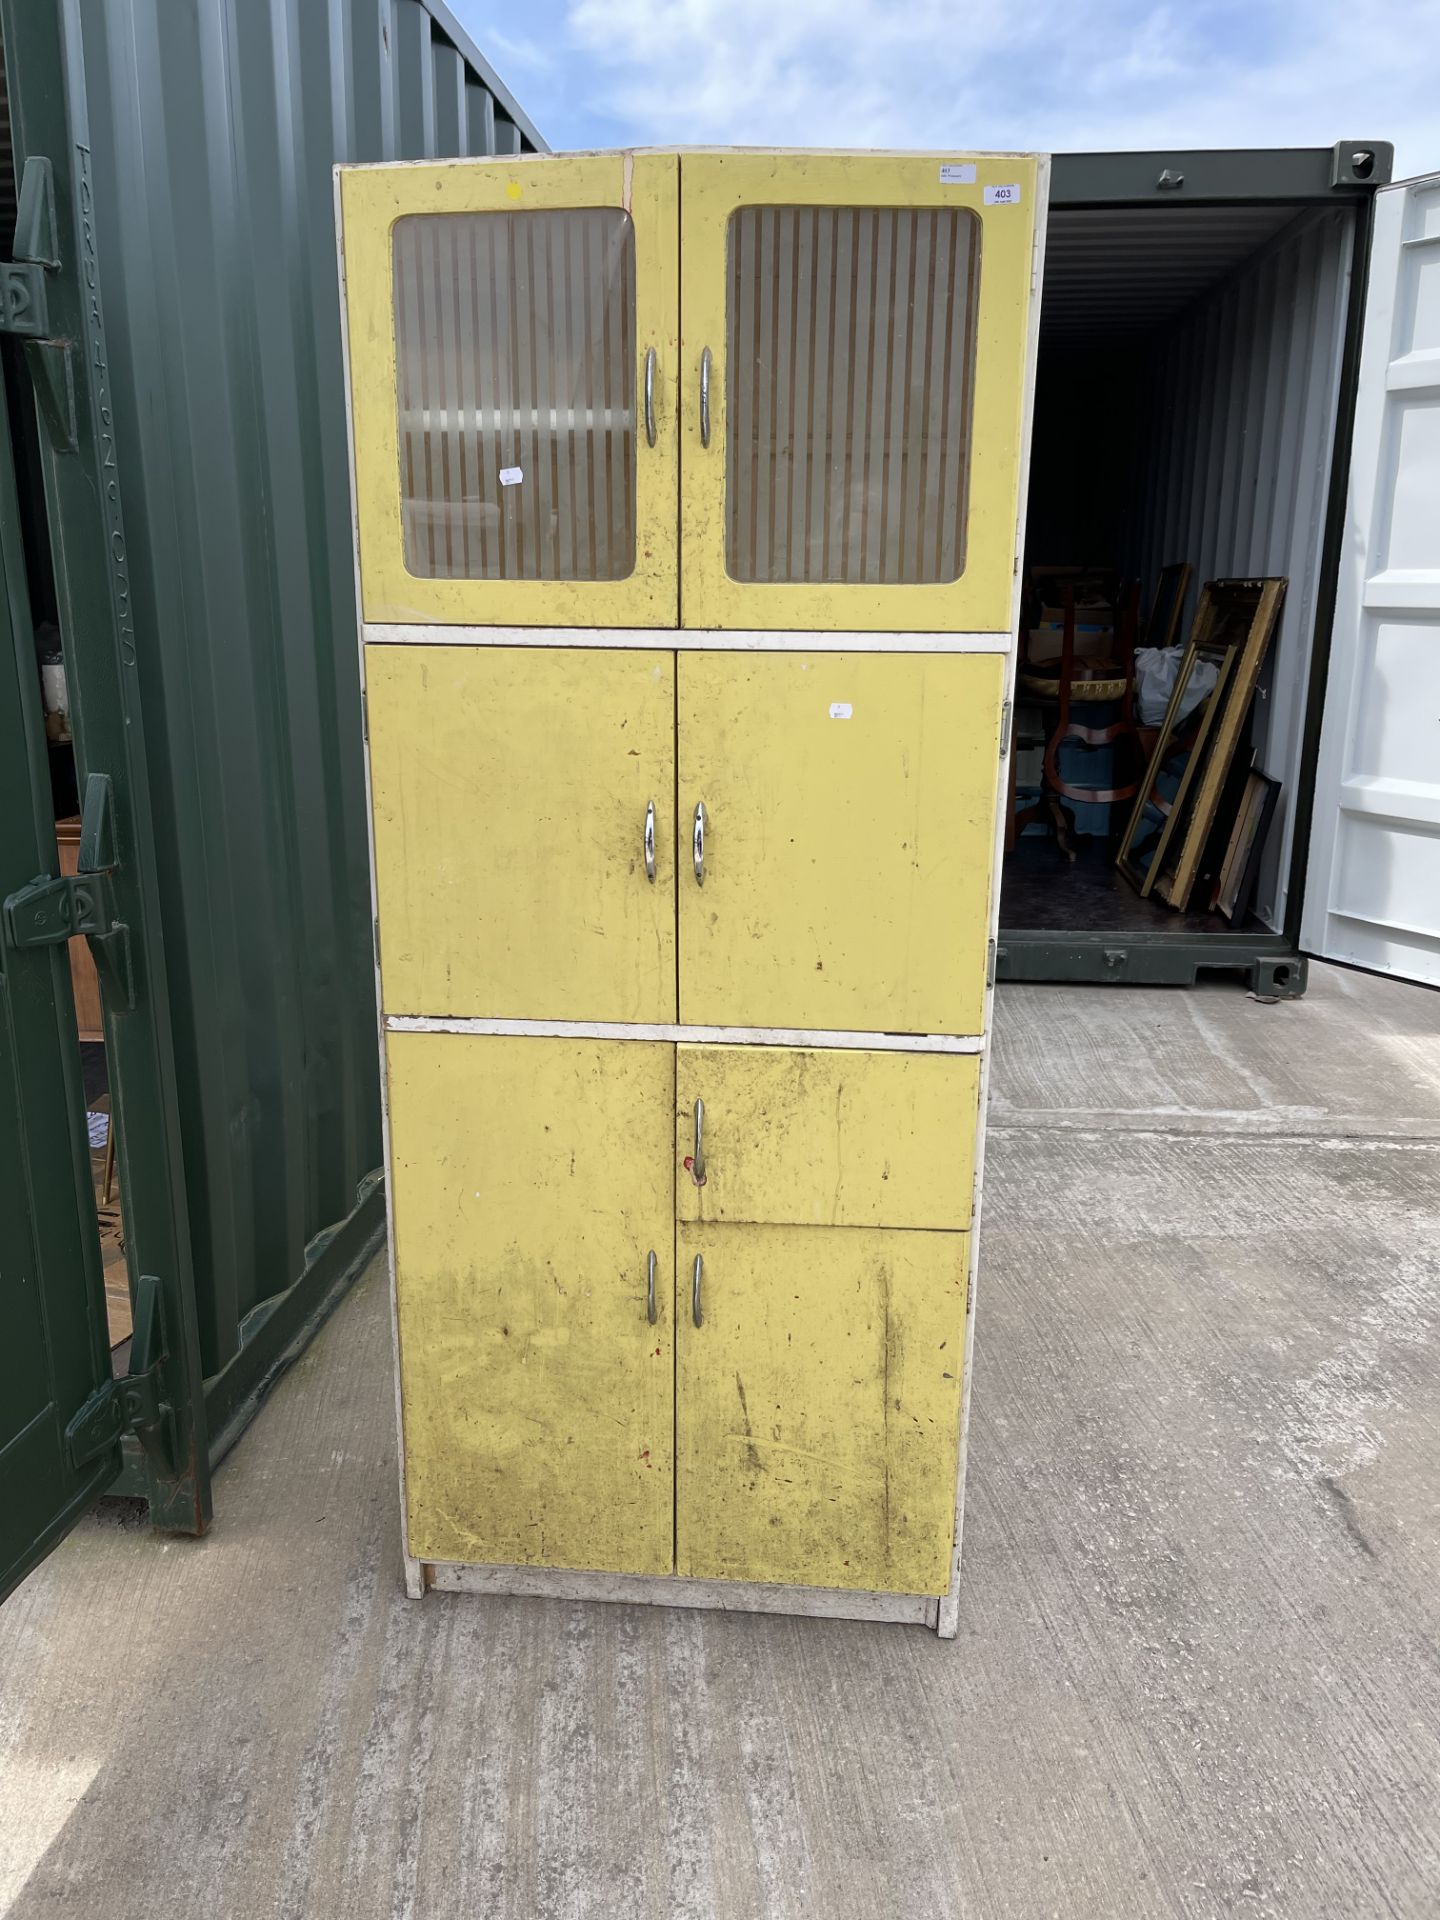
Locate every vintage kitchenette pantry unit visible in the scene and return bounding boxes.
[337,149,1046,1633]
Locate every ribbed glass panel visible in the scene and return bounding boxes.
[726,206,980,585]
[393,209,636,580]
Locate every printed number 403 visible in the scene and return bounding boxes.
[984,183,1021,206]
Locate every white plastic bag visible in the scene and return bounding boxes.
[1133,645,1218,728]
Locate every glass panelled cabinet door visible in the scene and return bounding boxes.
[340,153,680,627]
[340,150,1038,633]
[679,151,1040,632]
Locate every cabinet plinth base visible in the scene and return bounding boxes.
[415,1560,955,1635]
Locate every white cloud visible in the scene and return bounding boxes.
[481,28,559,78]
[537,0,1440,177]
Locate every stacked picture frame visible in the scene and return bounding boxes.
[1116,577,1287,912]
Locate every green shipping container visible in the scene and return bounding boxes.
[0,0,542,1600]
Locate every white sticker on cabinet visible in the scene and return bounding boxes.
[939,163,977,184]
[829,702,853,719]
[983,184,1021,206]
[499,466,523,486]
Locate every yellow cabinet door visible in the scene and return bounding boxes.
[678,151,1041,632]
[676,1222,966,1593]
[340,152,680,628]
[677,652,1004,1034]
[675,1045,979,1230]
[387,1032,675,1575]
[367,645,676,1021]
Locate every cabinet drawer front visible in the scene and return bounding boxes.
[678,651,1003,1034]
[388,1032,675,1575]
[676,1045,978,1230]
[368,645,676,1021]
[677,1223,965,1594]
[341,153,680,629]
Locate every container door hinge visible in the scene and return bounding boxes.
[6,868,116,944]
[3,774,134,1010]
[361,688,369,742]
[986,937,997,989]
[0,150,56,337]
[65,1274,178,1474]
[0,157,77,450]
[999,700,1013,757]
[0,259,48,337]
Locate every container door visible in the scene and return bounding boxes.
[1,21,209,1540]
[340,152,680,629]
[679,151,1043,632]
[366,644,677,1022]
[386,1032,676,1576]
[677,651,1005,1034]
[0,386,120,1603]
[1302,173,1440,984]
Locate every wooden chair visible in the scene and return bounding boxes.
[1010,584,1145,860]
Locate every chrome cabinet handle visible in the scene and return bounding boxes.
[699,346,712,449]
[692,1253,704,1328]
[644,799,656,883]
[644,346,657,448]
[692,801,706,886]
[646,1249,658,1325]
[692,1098,706,1184]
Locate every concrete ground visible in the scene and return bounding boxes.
[3,963,1439,1919]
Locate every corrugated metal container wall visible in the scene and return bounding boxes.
[72,0,541,1390]
[1128,207,1355,934]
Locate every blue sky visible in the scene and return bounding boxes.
[451,0,1440,177]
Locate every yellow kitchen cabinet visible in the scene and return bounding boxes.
[677,652,1005,1034]
[386,1030,676,1576]
[340,145,1046,1634]
[366,644,676,1022]
[676,1222,968,1593]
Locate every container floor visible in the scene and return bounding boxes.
[4,963,1439,1919]
[1001,831,1247,935]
